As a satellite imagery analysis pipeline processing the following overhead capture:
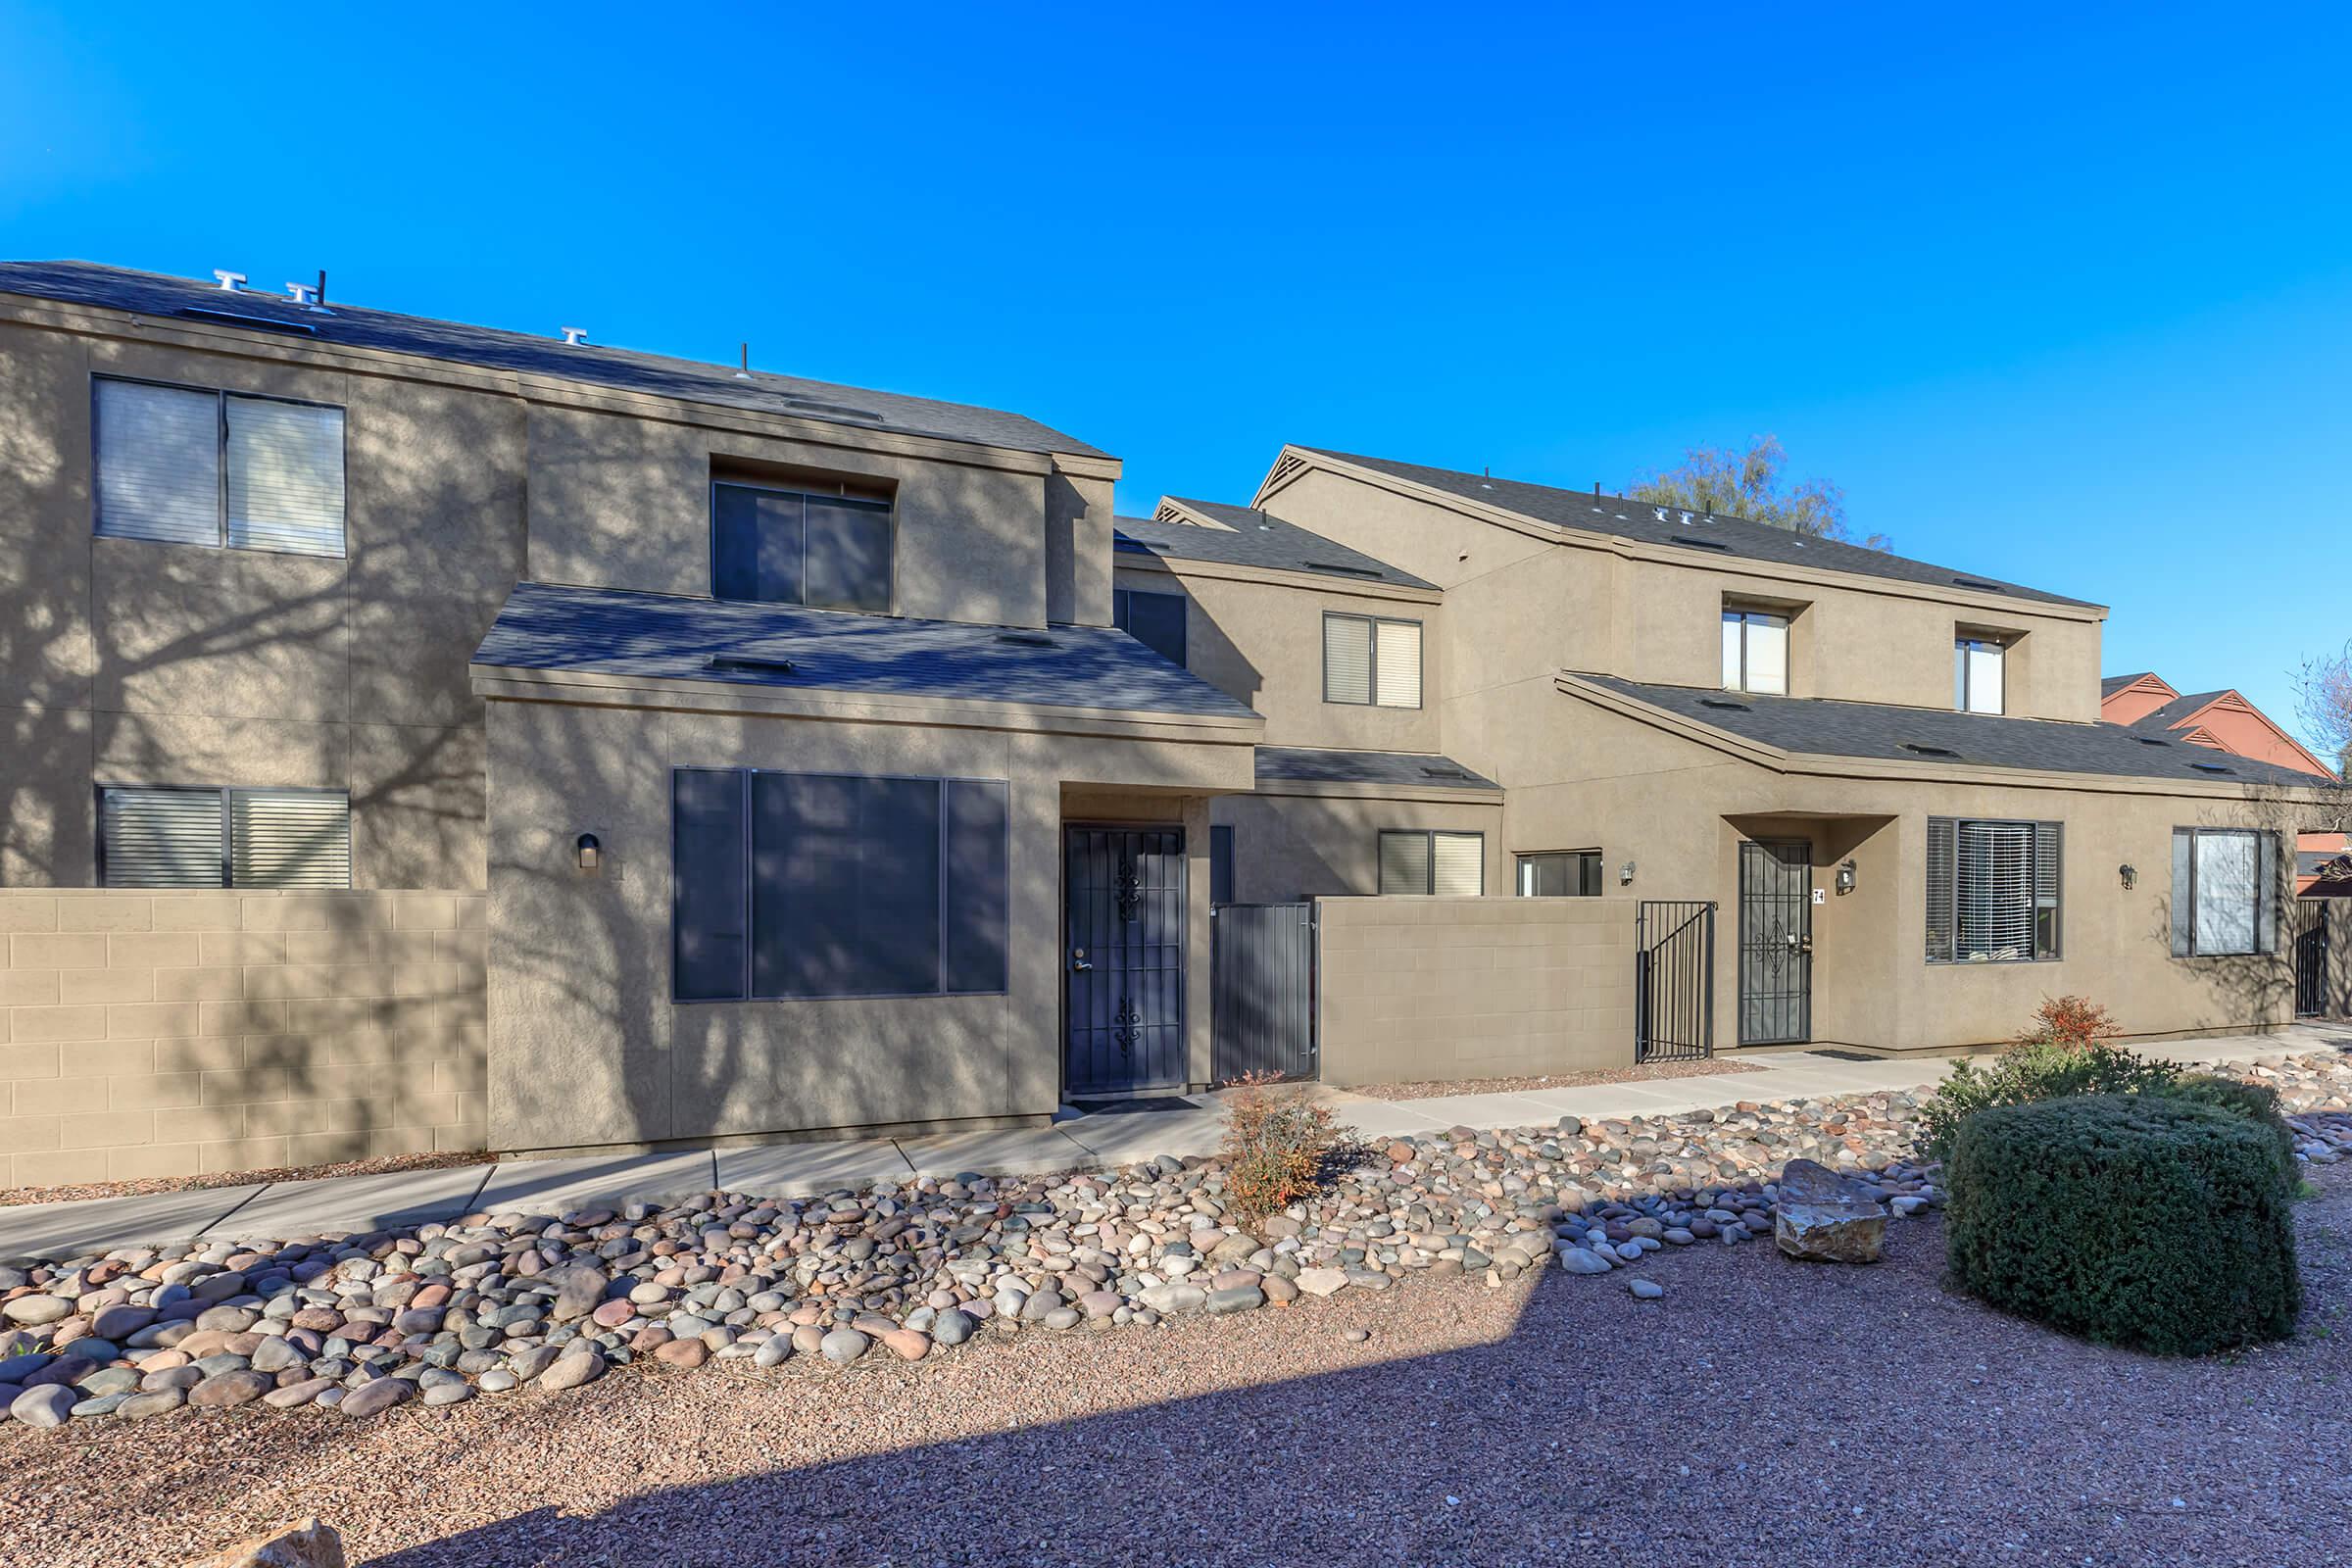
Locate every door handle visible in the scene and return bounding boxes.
[1070,949,1092,972]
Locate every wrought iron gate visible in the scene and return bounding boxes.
[1739,839,1813,1046]
[1211,902,1317,1083]
[1636,900,1716,1061]
[1064,827,1187,1096]
[2295,902,2331,1018]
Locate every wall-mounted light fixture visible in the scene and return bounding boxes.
[1835,858,1858,895]
[576,832,601,872]
[1619,859,1636,887]
[2118,862,2136,891]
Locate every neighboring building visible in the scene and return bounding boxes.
[0,260,2338,1178]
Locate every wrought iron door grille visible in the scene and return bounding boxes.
[1739,839,1812,1046]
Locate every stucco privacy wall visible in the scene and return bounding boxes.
[1316,895,1636,1087]
[0,889,486,1188]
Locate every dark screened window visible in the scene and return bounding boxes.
[711,481,892,612]
[1210,824,1234,905]
[1114,588,1188,667]
[673,768,1007,1002]
[1517,850,1602,897]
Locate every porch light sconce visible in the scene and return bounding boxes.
[576,832,601,872]
[1619,859,1637,887]
[1835,858,1857,895]
[2118,862,2136,892]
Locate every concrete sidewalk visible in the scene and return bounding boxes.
[2,1027,2328,1260]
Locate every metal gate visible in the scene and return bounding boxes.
[2295,901,2331,1018]
[1739,839,1813,1045]
[1636,900,1716,1061]
[1064,827,1188,1097]
[1211,902,1317,1083]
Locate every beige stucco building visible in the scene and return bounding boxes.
[0,260,2339,1176]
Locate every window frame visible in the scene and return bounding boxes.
[669,765,1011,1004]
[1113,586,1189,668]
[1323,612,1424,710]
[2172,826,2278,957]
[1377,829,1485,896]
[1515,849,1604,897]
[1720,608,1790,696]
[708,476,898,613]
[95,783,352,889]
[91,374,349,559]
[1209,823,1234,906]
[1926,815,2061,963]
[1954,634,2006,714]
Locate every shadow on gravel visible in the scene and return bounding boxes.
[365,1192,2352,1568]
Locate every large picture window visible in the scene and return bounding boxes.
[1113,587,1188,667]
[95,377,346,557]
[1324,612,1422,708]
[98,785,351,889]
[2170,827,2279,957]
[710,480,893,612]
[1926,817,2061,962]
[1721,610,1788,695]
[1379,830,1483,896]
[672,768,1008,1002]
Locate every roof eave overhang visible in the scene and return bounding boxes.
[1249,777,1504,806]
[1111,549,1443,605]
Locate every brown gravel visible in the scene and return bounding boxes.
[0,1151,491,1209]
[7,1167,2346,1568]
[1352,1055,1766,1101]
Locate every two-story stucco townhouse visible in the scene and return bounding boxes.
[0,261,2336,1183]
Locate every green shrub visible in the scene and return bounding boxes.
[2160,1072,2296,1160]
[1918,1041,2179,1164]
[1945,1093,2300,1355]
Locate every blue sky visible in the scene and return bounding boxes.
[5,4,2346,736]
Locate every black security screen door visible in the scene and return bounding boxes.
[1739,839,1812,1045]
[1065,827,1188,1095]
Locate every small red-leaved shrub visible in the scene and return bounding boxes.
[1219,1072,1348,1221]
[2016,994,2122,1050]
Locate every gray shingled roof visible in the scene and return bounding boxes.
[1255,747,1499,791]
[1296,448,2099,610]
[474,582,1258,718]
[1113,501,1432,589]
[2101,672,2160,698]
[0,261,1106,460]
[2126,690,2232,732]
[1579,675,2332,789]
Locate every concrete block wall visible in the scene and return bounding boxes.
[1315,895,1637,1087]
[0,890,486,1188]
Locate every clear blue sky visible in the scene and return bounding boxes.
[6,4,2347,737]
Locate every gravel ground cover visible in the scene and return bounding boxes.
[2,1164,2345,1568]
[1347,1056,1764,1101]
[0,1151,492,1210]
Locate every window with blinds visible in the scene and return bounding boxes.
[1378,829,1483,895]
[2170,827,2278,957]
[1925,817,2060,961]
[94,378,346,557]
[1324,612,1422,708]
[98,786,350,889]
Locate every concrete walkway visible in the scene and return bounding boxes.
[3,1027,2331,1260]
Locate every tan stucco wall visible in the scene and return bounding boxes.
[0,889,485,1187]
[483,695,1251,1153]
[1046,466,1115,628]
[1212,791,1505,904]
[1316,895,1635,1086]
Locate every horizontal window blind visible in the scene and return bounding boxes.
[1374,618,1423,708]
[1926,819,1956,959]
[99,788,224,887]
[1325,614,1373,705]
[1433,831,1484,896]
[95,381,220,546]
[226,397,346,556]
[1378,830,1431,895]
[227,789,351,889]
[1932,817,2061,962]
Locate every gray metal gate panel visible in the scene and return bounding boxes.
[1739,839,1813,1045]
[1064,828,1188,1096]
[2295,901,2330,1018]
[1211,902,1317,1083]
[1636,900,1716,1061]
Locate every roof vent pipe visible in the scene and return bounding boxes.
[212,270,246,292]
[735,343,753,380]
[561,326,588,346]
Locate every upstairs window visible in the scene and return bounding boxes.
[1927,817,2060,962]
[1955,635,2005,714]
[2171,828,2278,956]
[711,480,893,612]
[1721,610,1788,695]
[1517,850,1603,896]
[98,785,351,889]
[95,378,346,557]
[1113,588,1188,667]
[1325,612,1422,708]
[1379,829,1483,895]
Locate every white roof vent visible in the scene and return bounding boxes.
[212,270,246,292]
[284,281,318,307]
[561,326,588,346]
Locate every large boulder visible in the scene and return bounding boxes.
[1773,1158,1886,1263]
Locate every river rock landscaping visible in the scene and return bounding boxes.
[5,1049,2348,1430]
